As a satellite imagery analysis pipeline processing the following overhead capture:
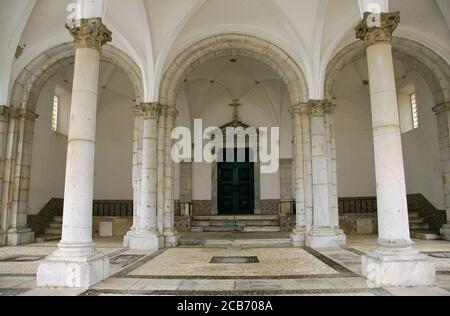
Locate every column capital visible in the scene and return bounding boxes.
[355,11,400,47]
[141,103,160,119]
[432,102,450,115]
[290,103,311,117]
[66,18,112,52]
[0,106,11,118]
[324,102,337,114]
[19,109,39,121]
[166,106,179,119]
[309,100,330,116]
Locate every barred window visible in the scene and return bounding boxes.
[410,93,419,129]
[52,96,59,132]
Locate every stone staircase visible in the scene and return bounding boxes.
[409,212,440,240]
[190,215,281,233]
[35,216,63,243]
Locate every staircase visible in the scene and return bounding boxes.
[409,212,440,240]
[190,215,281,233]
[35,216,63,243]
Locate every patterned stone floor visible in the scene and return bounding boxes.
[0,235,450,296]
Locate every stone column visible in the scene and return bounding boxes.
[0,106,10,246]
[324,103,346,244]
[164,106,179,247]
[306,100,343,247]
[7,109,38,246]
[290,104,307,246]
[124,106,144,247]
[37,18,112,288]
[157,106,167,236]
[356,12,434,287]
[432,103,450,241]
[302,105,314,231]
[128,103,162,251]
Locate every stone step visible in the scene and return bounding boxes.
[410,223,430,230]
[192,215,279,221]
[203,227,242,233]
[53,216,63,223]
[179,236,292,247]
[45,228,62,235]
[243,226,281,233]
[411,230,441,240]
[35,235,61,243]
[49,222,62,229]
[409,217,425,224]
[408,213,420,219]
[191,220,280,227]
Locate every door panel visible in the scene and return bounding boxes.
[218,149,255,215]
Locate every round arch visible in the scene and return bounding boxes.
[324,37,450,106]
[9,43,145,111]
[159,33,309,107]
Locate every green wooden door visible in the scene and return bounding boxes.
[218,149,255,215]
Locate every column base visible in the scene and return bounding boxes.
[291,228,306,247]
[0,231,6,246]
[440,224,450,241]
[306,228,346,248]
[362,246,435,287]
[7,228,35,246]
[37,244,109,289]
[128,232,163,251]
[164,230,179,248]
[123,229,136,247]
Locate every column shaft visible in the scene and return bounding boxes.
[356,11,434,287]
[157,106,167,235]
[37,18,112,288]
[164,107,179,246]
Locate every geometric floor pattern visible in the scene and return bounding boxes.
[0,235,450,296]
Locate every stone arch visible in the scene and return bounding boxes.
[159,33,309,107]
[324,38,450,106]
[9,43,144,111]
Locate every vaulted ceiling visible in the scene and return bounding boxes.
[1,0,449,104]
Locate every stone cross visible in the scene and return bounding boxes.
[229,99,242,127]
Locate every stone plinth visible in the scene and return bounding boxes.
[37,246,109,288]
[7,228,34,246]
[128,232,162,251]
[306,228,346,248]
[362,247,435,287]
[441,224,450,241]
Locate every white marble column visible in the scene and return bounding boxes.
[324,104,346,244]
[306,101,344,248]
[128,103,162,251]
[356,12,435,287]
[290,104,307,246]
[37,18,112,288]
[164,106,179,247]
[0,106,10,246]
[433,103,450,241]
[124,106,144,247]
[157,106,167,236]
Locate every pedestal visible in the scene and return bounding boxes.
[441,224,450,241]
[306,228,346,248]
[291,229,306,247]
[164,230,179,248]
[7,228,34,246]
[362,246,435,287]
[128,232,162,251]
[37,245,109,288]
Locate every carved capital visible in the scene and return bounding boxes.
[166,106,179,119]
[290,103,312,117]
[0,106,11,120]
[324,102,337,114]
[141,103,160,120]
[432,102,450,115]
[355,12,400,47]
[20,109,39,121]
[309,100,328,116]
[66,18,112,52]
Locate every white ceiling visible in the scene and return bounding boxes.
[1,0,449,104]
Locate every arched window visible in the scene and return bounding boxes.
[51,95,59,132]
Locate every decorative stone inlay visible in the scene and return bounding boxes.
[66,18,112,52]
[355,12,400,47]
[210,257,260,264]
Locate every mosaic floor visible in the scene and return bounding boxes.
[0,235,450,296]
